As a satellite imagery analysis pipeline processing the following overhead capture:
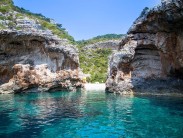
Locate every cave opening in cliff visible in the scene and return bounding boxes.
[170,67,183,79]
[131,44,162,78]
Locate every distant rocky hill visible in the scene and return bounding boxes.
[0,0,83,93]
[106,0,183,95]
[77,34,124,47]
[84,40,120,51]
[77,34,123,83]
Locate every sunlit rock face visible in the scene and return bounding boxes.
[106,0,183,94]
[0,30,83,94]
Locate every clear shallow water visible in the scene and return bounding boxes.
[0,91,183,138]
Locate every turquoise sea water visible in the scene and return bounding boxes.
[0,91,183,138]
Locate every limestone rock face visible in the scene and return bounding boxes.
[106,0,183,95]
[84,40,120,51]
[0,30,83,94]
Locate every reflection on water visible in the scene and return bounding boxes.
[0,91,183,137]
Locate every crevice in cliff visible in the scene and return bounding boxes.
[0,65,13,85]
[170,67,183,79]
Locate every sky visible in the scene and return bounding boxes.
[13,0,161,40]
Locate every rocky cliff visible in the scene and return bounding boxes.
[0,30,83,94]
[106,0,183,95]
[0,1,83,94]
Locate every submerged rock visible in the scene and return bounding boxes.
[0,30,84,94]
[106,0,183,95]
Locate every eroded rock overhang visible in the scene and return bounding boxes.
[0,30,83,93]
[106,0,183,94]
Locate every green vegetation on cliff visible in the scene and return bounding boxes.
[79,48,112,83]
[77,34,123,83]
[0,0,74,42]
[0,0,13,14]
[14,6,75,42]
